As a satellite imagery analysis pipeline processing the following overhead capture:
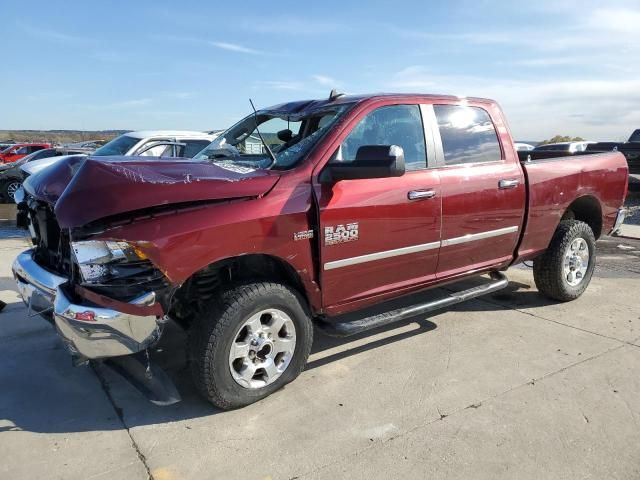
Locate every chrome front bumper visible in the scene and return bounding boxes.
[12,249,163,360]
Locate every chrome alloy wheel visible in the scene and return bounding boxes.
[563,237,590,286]
[228,309,297,389]
[6,181,21,200]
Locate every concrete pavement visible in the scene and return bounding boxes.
[1,232,639,480]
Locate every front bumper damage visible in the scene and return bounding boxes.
[12,249,164,361]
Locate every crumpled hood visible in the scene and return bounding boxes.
[23,156,280,228]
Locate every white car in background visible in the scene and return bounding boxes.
[514,142,535,151]
[22,130,218,177]
[534,141,596,153]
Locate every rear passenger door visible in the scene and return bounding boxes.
[428,103,525,278]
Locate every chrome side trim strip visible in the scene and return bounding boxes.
[441,226,519,247]
[324,241,441,271]
[323,225,519,270]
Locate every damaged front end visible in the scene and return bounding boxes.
[12,187,179,404]
[12,155,280,404]
[12,191,174,360]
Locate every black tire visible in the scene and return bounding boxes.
[533,220,596,302]
[1,179,21,203]
[189,282,313,410]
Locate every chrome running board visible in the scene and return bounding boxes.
[316,272,508,337]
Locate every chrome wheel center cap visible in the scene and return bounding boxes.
[563,238,590,287]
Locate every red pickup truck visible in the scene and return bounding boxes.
[0,143,52,163]
[13,93,628,409]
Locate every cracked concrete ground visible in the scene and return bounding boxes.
[1,231,639,480]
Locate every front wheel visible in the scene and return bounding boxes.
[2,180,21,202]
[533,220,596,301]
[189,282,313,410]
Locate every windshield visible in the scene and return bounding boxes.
[93,134,140,156]
[629,130,640,143]
[193,104,352,169]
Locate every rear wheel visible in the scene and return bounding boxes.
[189,282,313,409]
[533,220,596,301]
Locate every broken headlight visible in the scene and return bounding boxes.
[71,240,149,284]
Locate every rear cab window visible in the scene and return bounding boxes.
[433,104,502,166]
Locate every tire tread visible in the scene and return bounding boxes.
[188,282,312,409]
[533,220,596,302]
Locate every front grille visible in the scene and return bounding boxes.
[27,198,72,277]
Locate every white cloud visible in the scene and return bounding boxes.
[254,81,305,91]
[165,92,195,100]
[382,2,640,140]
[586,7,640,34]
[239,16,346,35]
[388,66,640,141]
[209,41,262,55]
[108,98,153,109]
[395,4,640,54]
[312,75,339,87]
[17,22,89,44]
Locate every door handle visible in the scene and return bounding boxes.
[408,189,436,200]
[498,179,520,189]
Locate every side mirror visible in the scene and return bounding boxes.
[326,145,405,181]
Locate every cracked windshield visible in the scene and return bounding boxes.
[194,105,350,169]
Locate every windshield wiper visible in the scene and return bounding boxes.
[249,99,277,169]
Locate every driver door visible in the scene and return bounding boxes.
[314,103,442,312]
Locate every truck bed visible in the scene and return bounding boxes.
[515,150,628,262]
[586,142,640,174]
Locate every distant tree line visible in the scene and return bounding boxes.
[539,135,586,145]
[0,130,122,145]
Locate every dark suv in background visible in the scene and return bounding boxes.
[0,147,89,201]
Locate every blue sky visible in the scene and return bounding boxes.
[1,0,638,140]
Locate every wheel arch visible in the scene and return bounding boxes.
[560,195,603,239]
[168,253,315,329]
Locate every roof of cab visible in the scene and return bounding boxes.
[263,93,497,115]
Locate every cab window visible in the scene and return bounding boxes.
[434,105,502,165]
[335,105,427,171]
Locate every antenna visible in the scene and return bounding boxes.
[328,89,345,101]
[249,99,277,169]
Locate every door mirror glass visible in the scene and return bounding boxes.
[326,144,405,181]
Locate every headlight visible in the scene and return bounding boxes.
[71,240,148,283]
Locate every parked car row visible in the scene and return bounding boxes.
[0,143,52,163]
[0,147,89,200]
[10,91,629,409]
[0,130,218,202]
